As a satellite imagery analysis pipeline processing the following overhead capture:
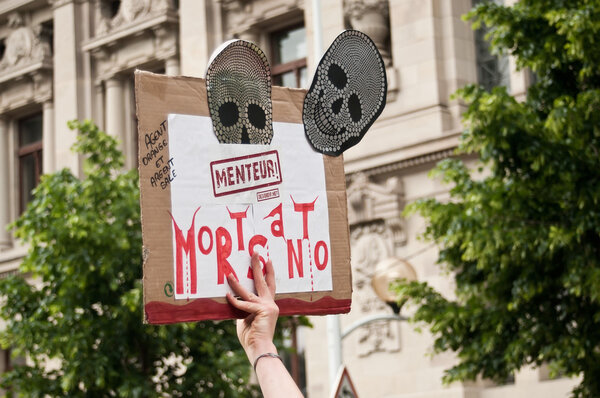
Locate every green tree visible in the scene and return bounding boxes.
[395,1,600,397]
[0,120,255,397]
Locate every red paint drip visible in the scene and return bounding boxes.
[306,238,314,292]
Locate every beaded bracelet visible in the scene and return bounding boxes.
[253,352,283,372]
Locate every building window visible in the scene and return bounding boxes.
[271,25,307,88]
[18,113,43,213]
[473,0,510,90]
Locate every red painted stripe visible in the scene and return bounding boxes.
[145,296,352,324]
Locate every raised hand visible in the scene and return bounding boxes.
[226,253,278,364]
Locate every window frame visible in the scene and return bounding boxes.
[270,23,307,88]
[472,0,511,91]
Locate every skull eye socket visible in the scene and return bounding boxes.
[328,63,347,89]
[331,97,343,114]
[247,103,266,129]
[219,101,239,127]
[348,93,362,123]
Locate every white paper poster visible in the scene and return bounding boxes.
[167,114,333,299]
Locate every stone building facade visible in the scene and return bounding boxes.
[0,0,578,397]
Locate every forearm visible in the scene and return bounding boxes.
[226,257,302,396]
[254,348,304,398]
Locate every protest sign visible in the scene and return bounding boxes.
[135,71,352,323]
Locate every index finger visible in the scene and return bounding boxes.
[226,272,254,302]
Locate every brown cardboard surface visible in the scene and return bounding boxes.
[136,71,351,324]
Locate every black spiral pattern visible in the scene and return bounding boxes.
[206,40,273,145]
[303,30,387,156]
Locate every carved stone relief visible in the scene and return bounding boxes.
[86,0,178,82]
[348,173,406,356]
[0,13,52,72]
[351,222,402,356]
[0,12,53,112]
[351,222,392,313]
[347,172,406,247]
[343,0,391,67]
[95,0,176,36]
[222,0,254,31]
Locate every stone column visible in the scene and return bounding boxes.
[105,77,125,149]
[0,118,11,248]
[165,56,180,76]
[94,82,105,131]
[179,0,212,76]
[42,101,55,174]
[212,0,224,45]
[52,0,86,174]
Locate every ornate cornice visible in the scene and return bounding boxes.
[345,147,457,183]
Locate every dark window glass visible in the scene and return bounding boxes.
[19,114,43,146]
[18,113,43,213]
[20,154,37,211]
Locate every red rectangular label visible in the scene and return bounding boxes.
[210,150,282,197]
[257,188,280,202]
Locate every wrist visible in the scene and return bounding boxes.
[253,352,284,372]
[248,342,278,364]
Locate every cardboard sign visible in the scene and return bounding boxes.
[135,71,352,323]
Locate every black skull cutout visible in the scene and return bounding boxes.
[303,30,387,156]
[206,40,273,145]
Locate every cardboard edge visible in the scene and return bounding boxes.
[136,70,177,324]
[145,296,352,324]
[135,70,150,323]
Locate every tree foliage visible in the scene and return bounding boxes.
[0,120,255,397]
[395,1,600,397]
